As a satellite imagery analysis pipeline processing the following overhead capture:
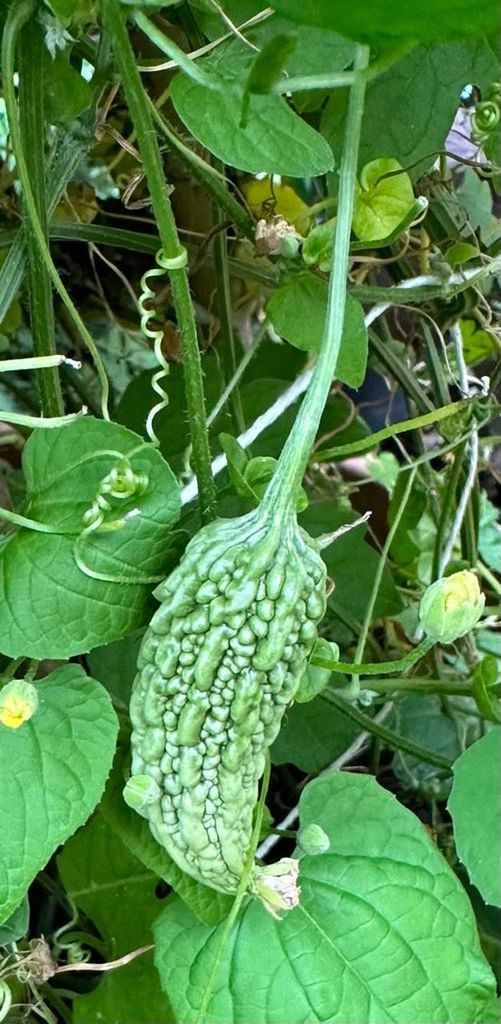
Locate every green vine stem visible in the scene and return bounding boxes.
[103,0,216,522]
[213,217,246,434]
[356,676,476,696]
[261,44,370,522]
[151,107,255,239]
[431,437,467,579]
[349,467,418,697]
[323,691,453,772]
[0,355,79,374]
[134,11,221,90]
[0,29,109,324]
[314,399,471,462]
[17,18,63,417]
[312,636,434,676]
[2,0,110,419]
[0,410,85,429]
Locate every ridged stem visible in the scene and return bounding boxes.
[2,0,110,419]
[102,0,216,523]
[18,17,64,417]
[261,44,370,522]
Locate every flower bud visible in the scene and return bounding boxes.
[279,234,301,259]
[0,680,38,729]
[419,570,485,644]
[297,823,330,856]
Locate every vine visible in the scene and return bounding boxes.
[0,6,499,1024]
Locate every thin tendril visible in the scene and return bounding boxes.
[138,247,188,445]
[73,443,163,584]
[0,981,12,1023]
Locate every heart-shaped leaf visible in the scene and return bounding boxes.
[154,773,497,1023]
[352,158,416,242]
[266,274,368,388]
[0,417,180,659]
[448,728,501,907]
[171,73,333,177]
[0,665,118,924]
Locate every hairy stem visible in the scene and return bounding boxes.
[103,0,216,522]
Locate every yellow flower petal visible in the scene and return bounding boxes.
[0,681,38,729]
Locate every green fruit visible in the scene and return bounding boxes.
[129,507,326,893]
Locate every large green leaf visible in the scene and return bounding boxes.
[266,275,368,388]
[154,772,496,1022]
[321,40,499,180]
[270,0,499,43]
[271,693,359,771]
[0,418,180,659]
[0,665,118,924]
[448,728,501,907]
[170,73,334,176]
[58,813,171,1024]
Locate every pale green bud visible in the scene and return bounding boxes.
[279,234,301,259]
[419,570,485,644]
[297,823,330,856]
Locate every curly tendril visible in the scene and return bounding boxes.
[0,981,12,1024]
[138,247,188,446]
[52,900,91,966]
[81,459,149,535]
[73,446,163,585]
[472,83,501,142]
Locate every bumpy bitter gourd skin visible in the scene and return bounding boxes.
[129,507,326,893]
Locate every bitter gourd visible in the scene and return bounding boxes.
[129,508,325,892]
[128,51,368,894]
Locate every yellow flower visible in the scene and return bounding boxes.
[242,177,312,235]
[0,680,38,729]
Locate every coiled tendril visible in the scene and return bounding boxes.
[138,247,188,445]
[81,457,149,536]
[472,83,501,143]
[74,446,162,584]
